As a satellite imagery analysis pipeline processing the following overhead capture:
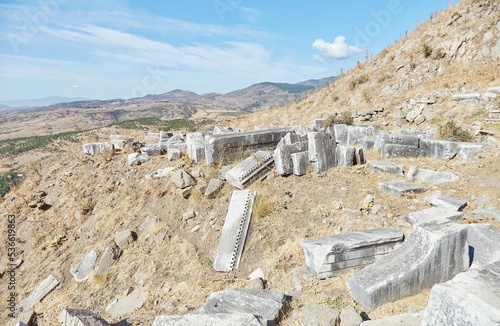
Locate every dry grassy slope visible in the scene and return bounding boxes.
[0,127,499,326]
[234,0,500,131]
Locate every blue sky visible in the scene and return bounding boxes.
[0,0,454,101]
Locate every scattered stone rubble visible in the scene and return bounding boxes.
[69,115,498,325]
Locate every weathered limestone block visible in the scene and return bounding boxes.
[407,166,460,184]
[308,132,337,173]
[94,241,121,276]
[186,132,206,163]
[467,224,500,270]
[170,169,196,189]
[105,292,145,318]
[213,190,256,272]
[204,127,291,165]
[128,153,149,166]
[333,124,348,145]
[114,230,137,250]
[291,151,309,176]
[15,275,59,316]
[167,148,181,161]
[313,118,328,132]
[213,126,234,134]
[199,288,288,325]
[141,145,161,156]
[346,125,377,145]
[379,180,425,196]
[367,160,403,176]
[348,220,469,311]
[336,145,356,167]
[301,228,404,279]
[225,151,274,190]
[340,305,363,326]
[425,193,467,211]
[405,207,464,225]
[382,134,420,147]
[145,167,176,179]
[421,261,500,326]
[355,148,365,165]
[59,308,109,326]
[110,135,132,150]
[274,141,308,175]
[153,313,263,326]
[145,132,161,142]
[82,142,114,155]
[300,303,340,326]
[420,139,488,160]
[70,250,98,282]
[381,144,425,158]
[451,93,481,101]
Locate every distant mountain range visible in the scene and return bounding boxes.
[0,77,336,110]
[0,96,89,109]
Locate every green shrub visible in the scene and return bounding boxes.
[438,120,474,142]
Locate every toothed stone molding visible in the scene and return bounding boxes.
[225,151,274,190]
[213,190,256,272]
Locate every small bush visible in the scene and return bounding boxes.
[438,120,474,142]
[335,112,354,125]
[423,44,433,58]
[253,192,273,219]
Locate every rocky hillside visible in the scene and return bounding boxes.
[0,0,499,325]
[235,0,500,132]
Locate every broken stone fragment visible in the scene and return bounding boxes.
[379,180,425,196]
[114,230,137,250]
[204,178,224,198]
[94,241,122,276]
[300,303,340,326]
[70,250,98,282]
[105,292,145,319]
[153,313,263,326]
[170,169,196,189]
[59,308,109,326]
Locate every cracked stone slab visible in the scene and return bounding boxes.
[15,275,59,316]
[425,193,467,211]
[70,250,98,282]
[152,313,263,326]
[379,180,425,196]
[367,160,403,176]
[405,207,464,225]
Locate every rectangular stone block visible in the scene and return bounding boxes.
[301,228,404,279]
[405,207,464,225]
[167,148,181,161]
[82,142,114,155]
[291,152,309,176]
[408,167,460,184]
[347,125,377,145]
[381,144,426,158]
[153,313,263,326]
[274,141,308,175]
[213,190,256,272]
[379,180,425,196]
[186,132,206,163]
[333,124,348,145]
[308,132,337,173]
[225,151,274,189]
[421,261,500,326]
[367,160,403,176]
[467,224,500,270]
[141,145,161,156]
[348,220,469,311]
[336,145,356,167]
[382,134,420,147]
[355,148,365,165]
[204,127,291,165]
[199,288,287,325]
[419,139,458,159]
[425,194,467,211]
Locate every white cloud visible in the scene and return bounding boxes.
[312,36,363,60]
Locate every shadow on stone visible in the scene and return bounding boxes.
[468,245,475,267]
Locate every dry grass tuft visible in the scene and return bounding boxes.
[253,191,274,219]
[438,120,474,142]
